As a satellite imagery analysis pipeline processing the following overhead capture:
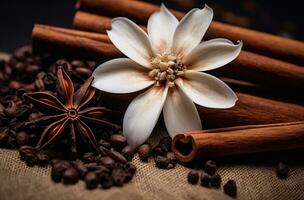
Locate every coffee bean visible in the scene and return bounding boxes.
[204,160,217,175]
[125,163,136,175]
[155,156,170,169]
[36,152,49,166]
[138,143,152,162]
[276,162,289,179]
[200,172,211,187]
[71,160,88,178]
[84,162,99,171]
[166,152,177,165]
[84,172,99,189]
[63,167,79,185]
[100,174,113,189]
[50,159,61,167]
[109,150,127,163]
[223,180,237,198]
[112,168,125,186]
[75,67,92,78]
[210,173,222,188]
[110,134,127,150]
[82,152,96,163]
[71,60,86,69]
[8,81,23,90]
[159,136,172,151]
[99,156,115,168]
[16,131,29,146]
[51,161,70,182]
[187,170,199,184]
[98,138,111,149]
[152,146,166,157]
[121,145,135,161]
[0,129,9,146]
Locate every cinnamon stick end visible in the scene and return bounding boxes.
[172,134,197,163]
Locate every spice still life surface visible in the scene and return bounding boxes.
[1,0,304,200]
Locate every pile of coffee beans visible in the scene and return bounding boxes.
[136,136,178,170]
[0,46,138,189]
[187,160,237,198]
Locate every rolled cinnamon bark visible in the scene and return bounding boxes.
[32,24,304,91]
[75,0,304,65]
[172,121,304,162]
[101,92,304,129]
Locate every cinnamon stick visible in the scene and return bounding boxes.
[75,0,304,65]
[32,24,304,91]
[172,121,304,162]
[100,91,304,129]
[32,24,121,60]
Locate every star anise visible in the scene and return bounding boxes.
[23,66,119,156]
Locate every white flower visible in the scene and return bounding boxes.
[92,4,242,147]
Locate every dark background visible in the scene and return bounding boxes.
[0,0,303,53]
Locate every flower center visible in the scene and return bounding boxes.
[67,108,78,119]
[148,53,186,87]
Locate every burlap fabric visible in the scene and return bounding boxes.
[1,53,304,200]
[1,126,304,200]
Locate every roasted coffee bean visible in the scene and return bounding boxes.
[0,129,9,146]
[125,163,136,175]
[63,167,79,185]
[152,146,166,157]
[167,163,176,169]
[84,172,99,189]
[121,145,135,161]
[276,162,289,179]
[16,131,29,146]
[210,173,222,188]
[82,152,96,163]
[99,145,110,155]
[187,170,199,184]
[223,180,237,198]
[28,112,42,121]
[84,162,99,171]
[86,61,96,70]
[98,138,111,149]
[50,159,61,167]
[51,161,70,182]
[200,172,211,187]
[25,64,40,74]
[99,156,115,168]
[94,165,110,177]
[35,79,45,90]
[71,161,88,178]
[8,81,23,90]
[110,134,127,150]
[4,102,18,117]
[71,60,86,69]
[159,136,172,151]
[166,152,177,165]
[109,150,127,163]
[204,160,217,175]
[36,152,49,166]
[138,143,152,162]
[112,168,125,186]
[100,174,113,189]
[75,67,92,78]
[18,145,35,160]
[155,156,170,169]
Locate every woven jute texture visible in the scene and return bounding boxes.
[1,125,304,200]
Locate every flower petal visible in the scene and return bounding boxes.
[57,66,74,107]
[172,5,213,56]
[123,86,168,147]
[23,92,66,114]
[107,17,154,68]
[147,3,178,53]
[176,71,238,108]
[183,39,243,71]
[163,86,201,138]
[92,58,154,94]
